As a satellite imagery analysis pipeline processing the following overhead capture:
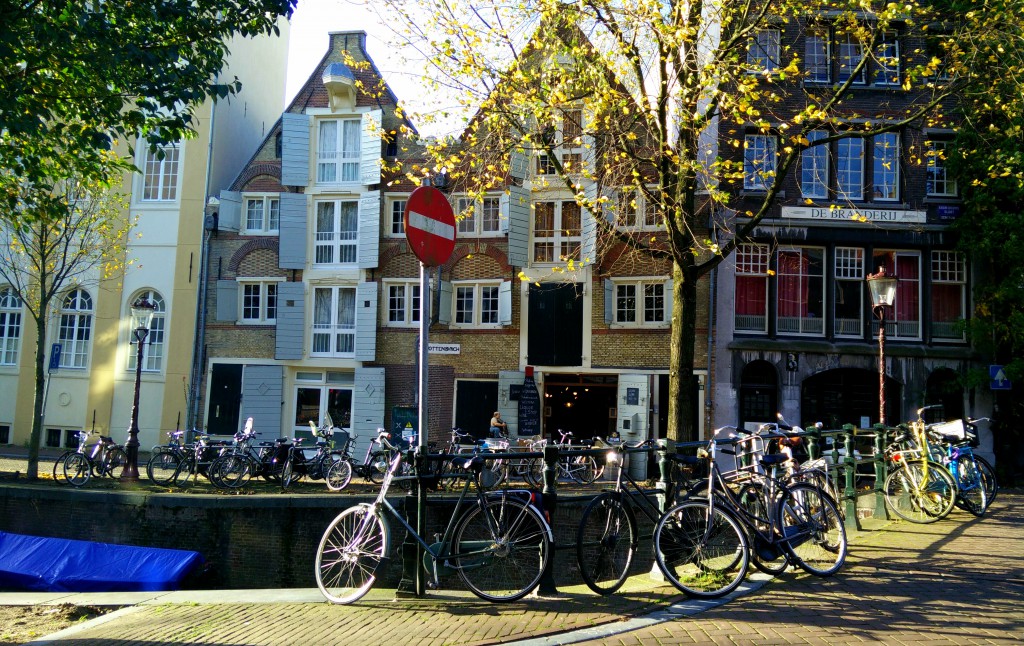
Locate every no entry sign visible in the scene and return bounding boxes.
[404,186,456,267]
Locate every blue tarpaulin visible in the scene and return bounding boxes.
[0,531,204,592]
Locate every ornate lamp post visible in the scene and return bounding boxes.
[121,297,156,481]
[866,268,898,426]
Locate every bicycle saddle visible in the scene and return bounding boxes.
[452,455,486,472]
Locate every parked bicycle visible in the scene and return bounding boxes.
[921,408,989,515]
[549,430,598,484]
[61,431,127,487]
[280,417,348,490]
[326,427,399,487]
[883,408,958,523]
[657,430,847,598]
[314,433,553,604]
[171,432,213,488]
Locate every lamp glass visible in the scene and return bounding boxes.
[130,299,156,331]
[867,276,898,308]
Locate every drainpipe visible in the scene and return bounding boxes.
[706,265,717,435]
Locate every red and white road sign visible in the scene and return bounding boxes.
[403,186,456,267]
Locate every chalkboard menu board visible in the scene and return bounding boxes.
[517,375,541,436]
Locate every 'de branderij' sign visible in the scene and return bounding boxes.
[781,206,926,224]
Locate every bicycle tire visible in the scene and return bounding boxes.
[175,460,198,489]
[654,499,748,599]
[326,459,353,491]
[281,454,296,489]
[52,451,74,484]
[777,483,847,577]
[737,483,788,576]
[147,450,181,485]
[525,457,544,488]
[883,461,956,523]
[315,505,389,604]
[954,456,987,517]
[570,456,598,485]
[975,455,998,510]
[453,495,551,602]
[576,492,637,595]
[63,453,91,487]
[101,447,127,477]
[212,455,253,489]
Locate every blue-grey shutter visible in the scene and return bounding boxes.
[437,280,452,325]
[360,109,383,185]
[355,282,378,361]
[582,182,598,264]
[281,113,310,187]
[504,185,530,266]
[664,277,673,322]
[352,366,385,437]
[219,191,242,232]
[509,150,529,180]
[604,279,614,324]
[498,280,512,326]
[241,365,283,440]
[275,281,305,360]
[216,280,238,322]
[358,190,380,269]
[278,192,307,270]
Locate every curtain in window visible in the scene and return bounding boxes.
[337,289,355,353]
[318,121,338,183]
[341,120,360,181]
[777,251,808,318]
[931,284,962,323]
[895,255,920,324]
[735,276,766,316]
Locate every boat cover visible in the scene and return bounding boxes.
[0,531,204,592]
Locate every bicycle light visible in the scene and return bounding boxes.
[606,450,620,464]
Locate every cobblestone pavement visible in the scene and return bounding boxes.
[16,492,1022,646]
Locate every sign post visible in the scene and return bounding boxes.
[402,185,456,597]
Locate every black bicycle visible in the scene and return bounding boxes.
[61,431,127,487]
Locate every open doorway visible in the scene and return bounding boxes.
[542,374,618,442]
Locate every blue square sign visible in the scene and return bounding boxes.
[990,365,1012,390]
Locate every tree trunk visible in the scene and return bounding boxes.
[667,257,699,443]
[26,319,47,480]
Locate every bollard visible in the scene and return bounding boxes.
[807,425,821,460]
[841,424,859,529]
[536,443,559,595]
[395,485,420,597]
[656,439,671,513]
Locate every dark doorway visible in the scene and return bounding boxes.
[655,374,702,440]
[527,283,583,366]
[455,380,498,441]
[207,363,243,435]
[543,374,617,442]
[802,368,900,428]
[739,361,778,431]
[925,368,964,422]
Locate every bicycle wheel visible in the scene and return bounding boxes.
[453,495,551,602]
[101,447,127,477]
[63,453,91,487]
[52,451,74,484]
[326,459,353,491]
[654,499,748,599]
[281,455,297,489]
[315,505,389,604]
[884,461,956,523]
[570,456,598,484]
[175,460,197,489]
[777,483,847,577]
[368,451,389,484]
[576,492,637,595]
[212,455,253,489]
[147,450,181,485]
[737,483,788,576]
[954,456,987,517]
[525,457,544,488]
[975,455,998,510]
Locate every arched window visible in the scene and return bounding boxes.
[0,286,23,366]
[58,289,93,369]
[127,290,166,372]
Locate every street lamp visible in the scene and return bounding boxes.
[121,297,156,481]
[866,267,898,426]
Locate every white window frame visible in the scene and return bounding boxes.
[613,278,669,328]
[834,247,865,338]
[926,140,957,197]
[801,131,829,199]
[874,250,922,340]
[0,286,23,366]
[838,32,867,85]
[837,137,864,201]
[314,199,359,265]
[126,289,166,373]
[931,250,966,341]
[734,243,770,333]
[238,279,281,325]
[316,117,361,184]
[775,247,826,337]
[614,186,659,230]
[141,144,180,201]
[805,27,831,83]
[874,31,901,86]
[743,135,777,191]
[532,200,582,265]
[384,280,421,328]
[242,194,280,234]
[747,28,781,73]
[57,289,93,369]
[451,281,502,329]
[311,286,357,358]
[536,109,586,177]
[873,133,900,202]
[294,371,354,433]
[387,196,408,237]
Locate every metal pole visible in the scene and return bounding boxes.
[121,327,147,481]
[415,262,430,596]
[877,306,886,426]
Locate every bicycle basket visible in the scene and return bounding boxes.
[930,420,978,447]
[333,429,351,453]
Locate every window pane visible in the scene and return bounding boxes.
[644,283,664,323]
[481,286,499,324]
[873,133,899,201]
[482,198,500,232]
[456,286,474,324]
[616,284,636,323]
[801,131,829,199]
[837,138,864,200]
[744,135,776,190]
[805,29,830,82]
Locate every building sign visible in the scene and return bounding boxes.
[428,343,461,354]
[626,387,639,406]
[935,204,961,221]
[781,206,926,224]
[518,368,541,436]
